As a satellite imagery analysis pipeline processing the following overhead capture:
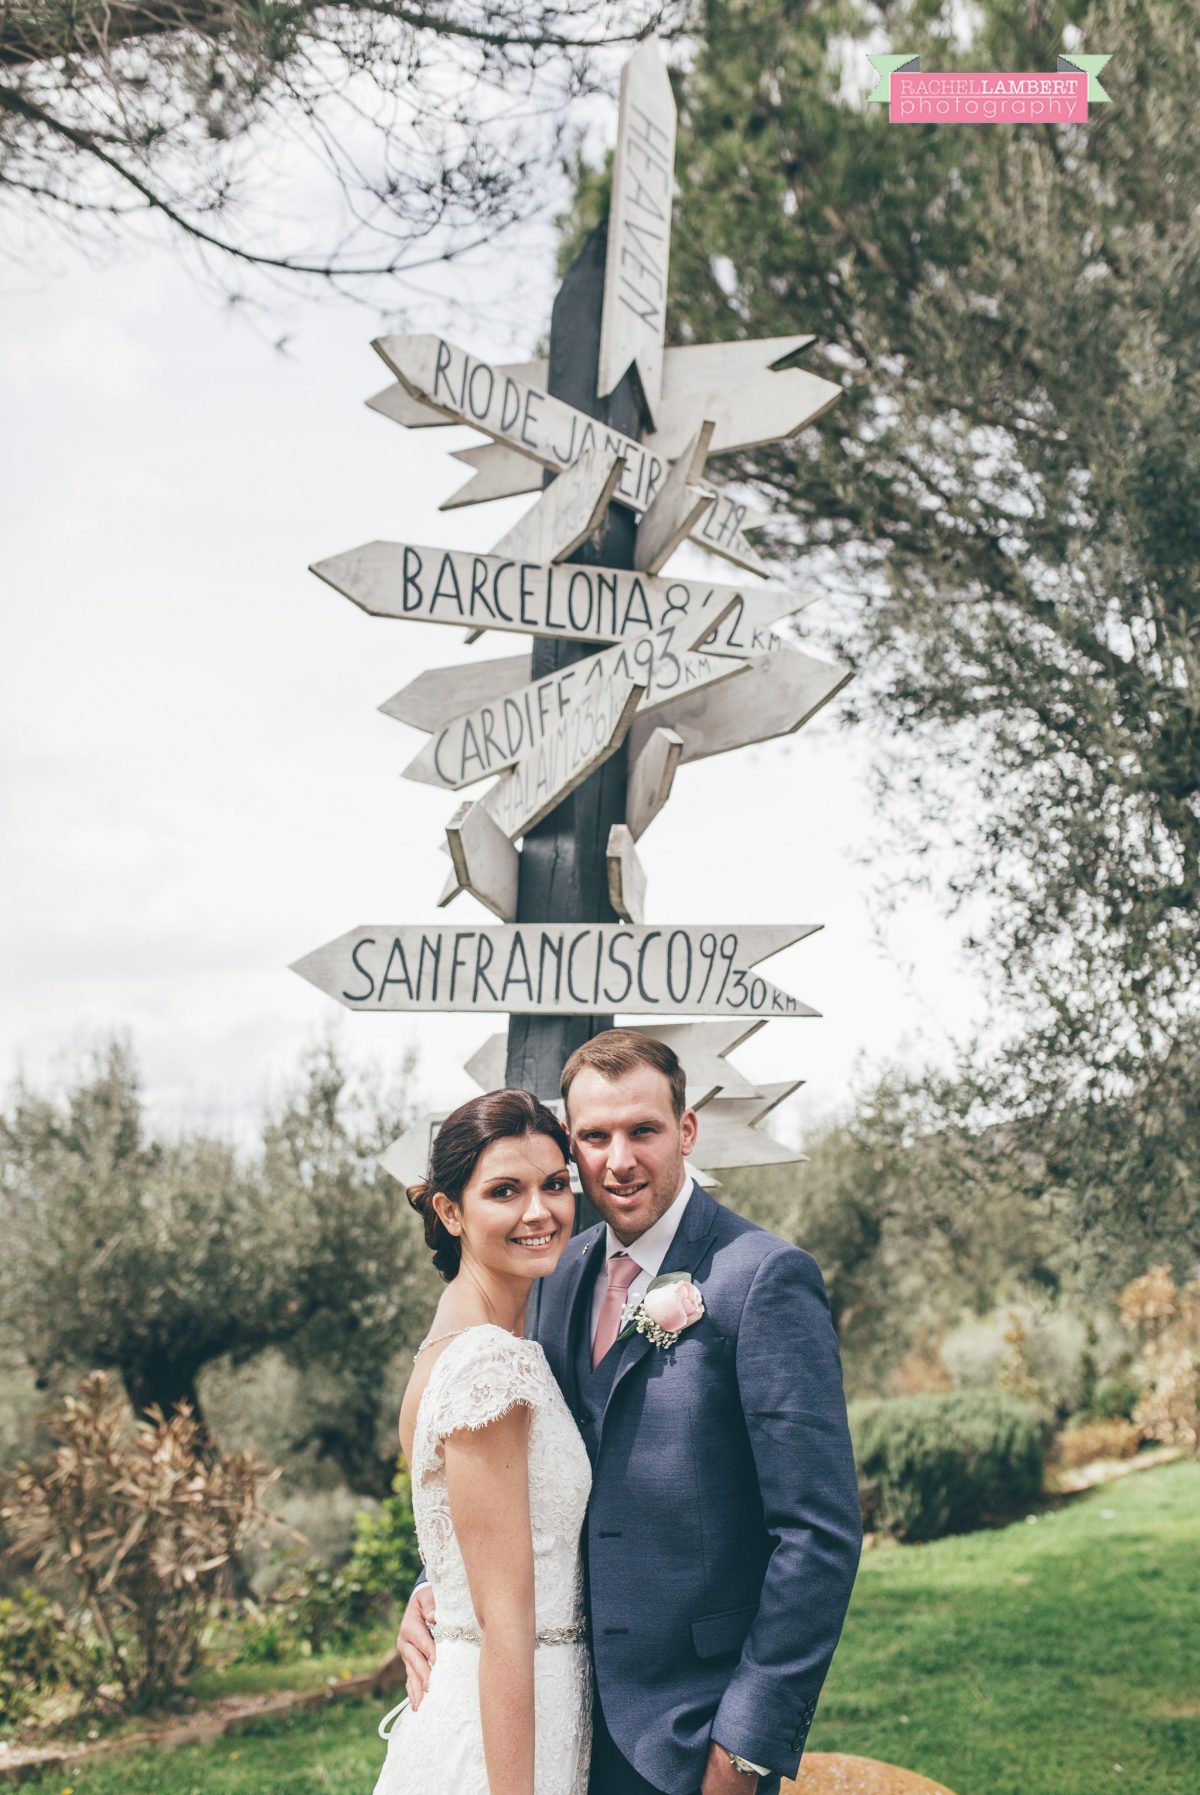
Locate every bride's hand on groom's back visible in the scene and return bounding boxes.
[397,1584,437,1709]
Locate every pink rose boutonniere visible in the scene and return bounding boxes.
[617,1271,705,1350]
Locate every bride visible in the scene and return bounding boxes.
[373,1088,592,1795]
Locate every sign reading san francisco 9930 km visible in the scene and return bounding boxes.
[291,923,821,1017]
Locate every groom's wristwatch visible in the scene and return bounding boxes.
[724,1749,766,1778]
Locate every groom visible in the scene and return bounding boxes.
[401,1030,862,1795]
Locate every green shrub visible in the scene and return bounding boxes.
[259,1466,420,1657]
[1085,1373,1142,1423]
[850,1391,1044,1541]
[348,1465,422,1600]
[230,1608,290,1665]
[273,1555,381,1655]
[0,1587,89,1723]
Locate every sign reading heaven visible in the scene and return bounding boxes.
[597,36,677,420]
[292,923,819,1016]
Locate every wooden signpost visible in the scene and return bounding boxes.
[635,420,715,573]
[293,36,853,1199]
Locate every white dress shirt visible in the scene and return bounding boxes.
[589,1173,693,1347]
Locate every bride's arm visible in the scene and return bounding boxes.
[444,1404,536,1795]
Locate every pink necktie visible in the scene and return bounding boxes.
[592,1252,641,1368]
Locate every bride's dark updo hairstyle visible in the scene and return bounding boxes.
[406,1088,570,1281]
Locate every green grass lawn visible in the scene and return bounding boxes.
[17,1461,1198,1795]
[815,1459,1199,1795]
[188,1625,398,1703]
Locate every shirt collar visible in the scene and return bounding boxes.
[605,1173,692,1277]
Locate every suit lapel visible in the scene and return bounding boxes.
[598,1182,721,1433]
[542,1223,604,1420]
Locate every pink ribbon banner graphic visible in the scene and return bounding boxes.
[867,53,1112,124]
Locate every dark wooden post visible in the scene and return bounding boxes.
[505,222,646,1229]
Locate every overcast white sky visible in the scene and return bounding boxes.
[1,183,994,1151]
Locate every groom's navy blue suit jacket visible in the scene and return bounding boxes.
[530,1182,862,1795]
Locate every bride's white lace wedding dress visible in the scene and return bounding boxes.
[373,1325,593,1795]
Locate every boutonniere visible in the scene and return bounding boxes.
[617,1270,705,1350]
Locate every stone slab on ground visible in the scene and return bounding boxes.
[785,1754,957,1795]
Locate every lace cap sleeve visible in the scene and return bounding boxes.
[421,1325,547,1447]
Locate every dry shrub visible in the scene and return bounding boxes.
[1,1373,278,1711]
[1053,1417,1141,1470]
[889,1326,953,1396]
[1119,1266,1200,1454]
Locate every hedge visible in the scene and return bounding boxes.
[849,1391,1044,1541]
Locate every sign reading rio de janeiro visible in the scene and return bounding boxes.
[372,334,768,575]
[867,52,1112,124]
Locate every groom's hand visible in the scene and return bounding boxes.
[702,1744,760,1795]
[397,1584,437,1709]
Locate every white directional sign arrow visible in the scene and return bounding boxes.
[479,669,645,843]
[629,646,853,764]
[635,420,715,573]
[489,444,625,567]
[378,1112,450,1189]
[291,922,820,1016]
[380,654,529,732]
[694,1080,806,1170]
[442,441,541,508]
[626,724,682,840]
[627,1019,767,1098]
[367,359,545,431]
[401,603,743,792]
[462,1018,765,1106]
[311,541,809,660]
[597,35,676,422]
[441,799,519,921]
[369,335,841,481]
[693,1125,805,1172]
[640,338,840,461]
[606,823,646,924]
[371,334,768,576]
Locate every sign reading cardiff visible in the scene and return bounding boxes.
[292,923,820,1017]
[403,604,742,792]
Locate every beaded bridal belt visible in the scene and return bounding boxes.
[430,1617,588,1645]
[378,1617,588,1740]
